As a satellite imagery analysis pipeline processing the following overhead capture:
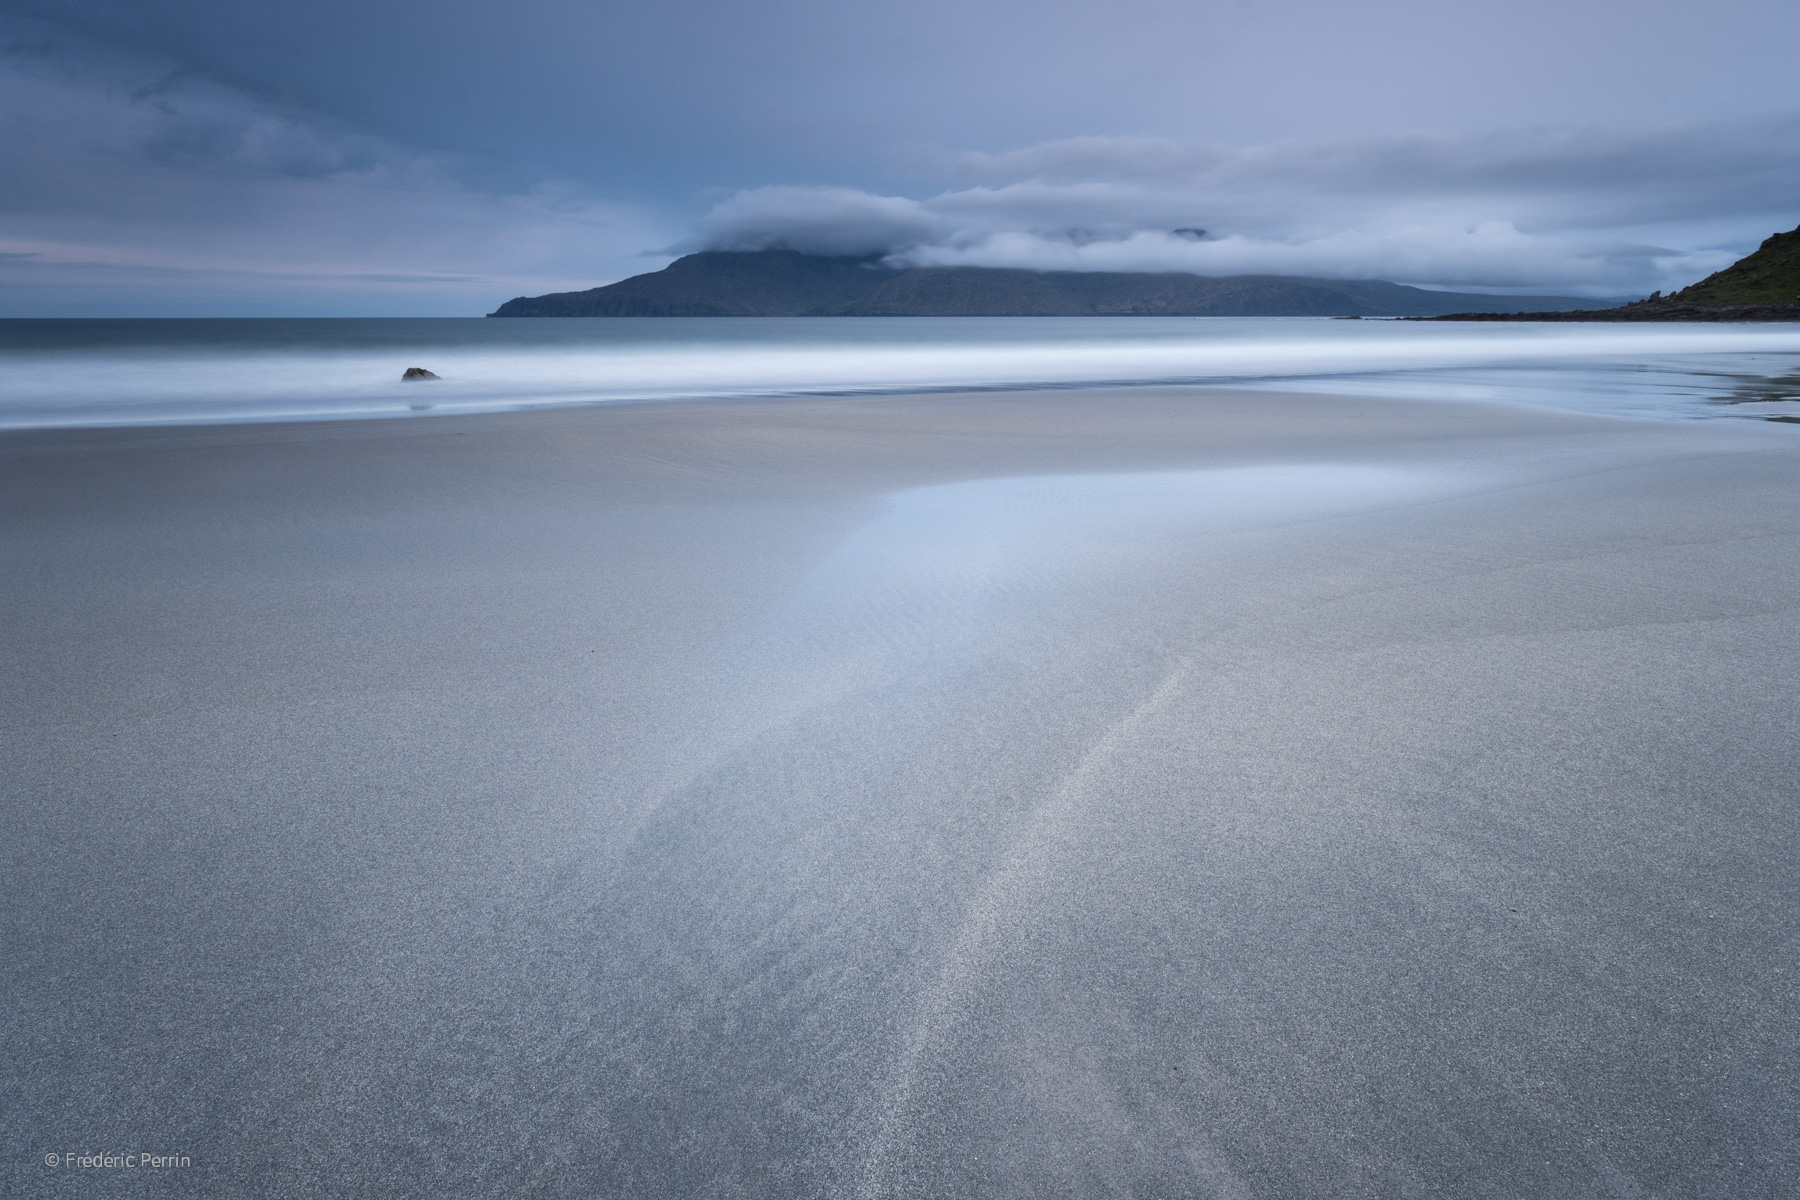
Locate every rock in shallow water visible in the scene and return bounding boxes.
[402,367,440,380]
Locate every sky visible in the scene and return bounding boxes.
[2,0,1798,315]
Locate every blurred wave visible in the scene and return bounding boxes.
[2,316,1798,428]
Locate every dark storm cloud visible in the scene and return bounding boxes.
[19,0,1800,184]
[3,0,1799,310]
[0,12,671,314]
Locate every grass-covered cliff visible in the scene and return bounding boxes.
[1667,225,1800,306]
[1428,224,1800,322]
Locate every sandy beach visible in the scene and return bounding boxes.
[4,387,1798,1198]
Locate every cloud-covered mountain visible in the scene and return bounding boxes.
[489,250,1615,318]
[693,121,1800,297]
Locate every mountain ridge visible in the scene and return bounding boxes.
[487,251,1617,318]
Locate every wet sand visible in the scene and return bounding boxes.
[3,388,1798,1197]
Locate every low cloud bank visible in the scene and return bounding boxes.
[697,121,1800,295]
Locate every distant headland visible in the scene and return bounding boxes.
[487,251,1614,319]
[1419,225,1800,322]
[490,225,1800,321]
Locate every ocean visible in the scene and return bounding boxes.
[2,316,1799,429]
